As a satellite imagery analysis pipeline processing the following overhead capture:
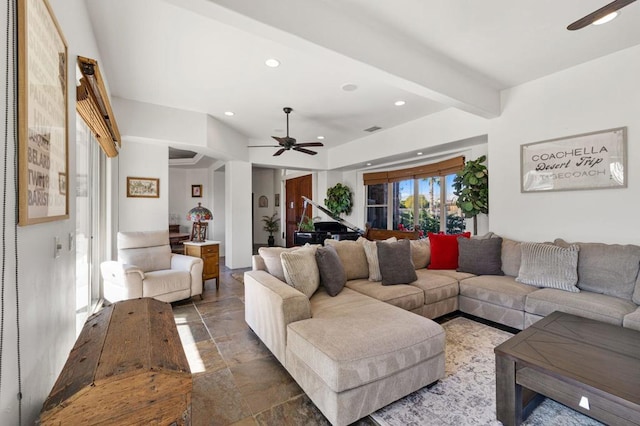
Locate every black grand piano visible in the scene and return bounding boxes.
[293,197,364,246]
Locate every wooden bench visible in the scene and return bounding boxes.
[363,226,421,241]
[40,298,191,425]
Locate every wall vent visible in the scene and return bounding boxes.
[364,126,382,133]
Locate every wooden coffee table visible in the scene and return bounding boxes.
[495,311,640,426]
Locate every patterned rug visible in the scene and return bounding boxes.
[231,272,244,284]
[372,317,603,426]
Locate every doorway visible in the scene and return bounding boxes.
[285,174,312,247]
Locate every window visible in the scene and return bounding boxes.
[364,157,466,235]
[365,183,387,229]
[75,113,103,334]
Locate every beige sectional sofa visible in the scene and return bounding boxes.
[244,233,640,425]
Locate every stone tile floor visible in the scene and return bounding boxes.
[172,259,379,426]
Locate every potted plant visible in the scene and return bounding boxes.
[325,183,353,217]
[262,212,280,247]
[453,155,488,235]
[298,215,315,231]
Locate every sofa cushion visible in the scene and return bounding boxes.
[143,269,191,297]
[119,245,172,273]
[290,289,445,392]
[427,269,476,281]
[281,247,320,298]
[623,308,640,331]
[459,275,539,311]
[501,238,522,277]
[325,239,369,280]
[345,279,424,311]
[413,269,459,305]
[258,247,295,281]
[360,237,396,281]
[315,245,346,297]
[457,237,504,276]
[427,232,471,270]
[516,242,580,292]
[377,239,418,285]
[555,239,640,301]
[410,239,431,269]
[525,288,637,326]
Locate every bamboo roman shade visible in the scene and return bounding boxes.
[76,56,121,157]
[363,156,465,185]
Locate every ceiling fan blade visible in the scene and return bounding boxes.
[248,145,281,148]
[273,148,286,156]
[567,0,636,30]
[295,142,324,147]
[293,147,318,155]
[272,136,287,145]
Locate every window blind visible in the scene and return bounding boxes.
[363,156,465,185]
[76,56,121,158]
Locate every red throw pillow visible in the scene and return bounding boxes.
[427,232,471,269]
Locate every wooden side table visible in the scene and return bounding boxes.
[183,241,220,290]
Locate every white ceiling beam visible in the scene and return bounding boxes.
[163,0,501,118]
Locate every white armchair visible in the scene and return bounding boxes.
[101,230,204,303]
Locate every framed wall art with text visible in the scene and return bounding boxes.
[521,127,626,193]
[18,0,69,225]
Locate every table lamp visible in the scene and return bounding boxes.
[187,203,212,242]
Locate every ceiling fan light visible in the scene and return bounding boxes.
[592,11,618,25]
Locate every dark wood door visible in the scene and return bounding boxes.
[285,174,312,247]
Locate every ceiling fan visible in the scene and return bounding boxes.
[567,0,636,30]
[250,107,324,156]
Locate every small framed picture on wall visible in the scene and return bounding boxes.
[192,184,202,197]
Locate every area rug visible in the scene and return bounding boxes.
[231,272,244,284]
[371,317,603,426]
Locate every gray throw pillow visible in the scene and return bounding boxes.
[457,237,504,275]
[376,239,417,285]
[315,245,346,297]
[516,242,580,292]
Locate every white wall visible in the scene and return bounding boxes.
[252,168,276,245]
[328,108,489,170]
[0,0,106,423]
[118,141,169,232]
[489,44,640,244]
[169,168,211,234]
[225,161,252,268]
[212,168,226,256]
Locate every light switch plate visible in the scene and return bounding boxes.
[54,236,62,258]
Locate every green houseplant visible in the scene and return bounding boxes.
[325,183,353,217]
[262,212,280,247]
[453,155,488,235]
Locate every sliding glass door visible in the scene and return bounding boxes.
[75,113,102,334]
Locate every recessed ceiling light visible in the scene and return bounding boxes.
[224,111,235,116]
[265,58,280,67]
[317,136,325,140]
[417,152,423,156]
[341,83,358,92]
[593,11,618,25]
[394,100,406,106]
[366,162,372,166]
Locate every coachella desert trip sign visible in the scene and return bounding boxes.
[521,128,626,193]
